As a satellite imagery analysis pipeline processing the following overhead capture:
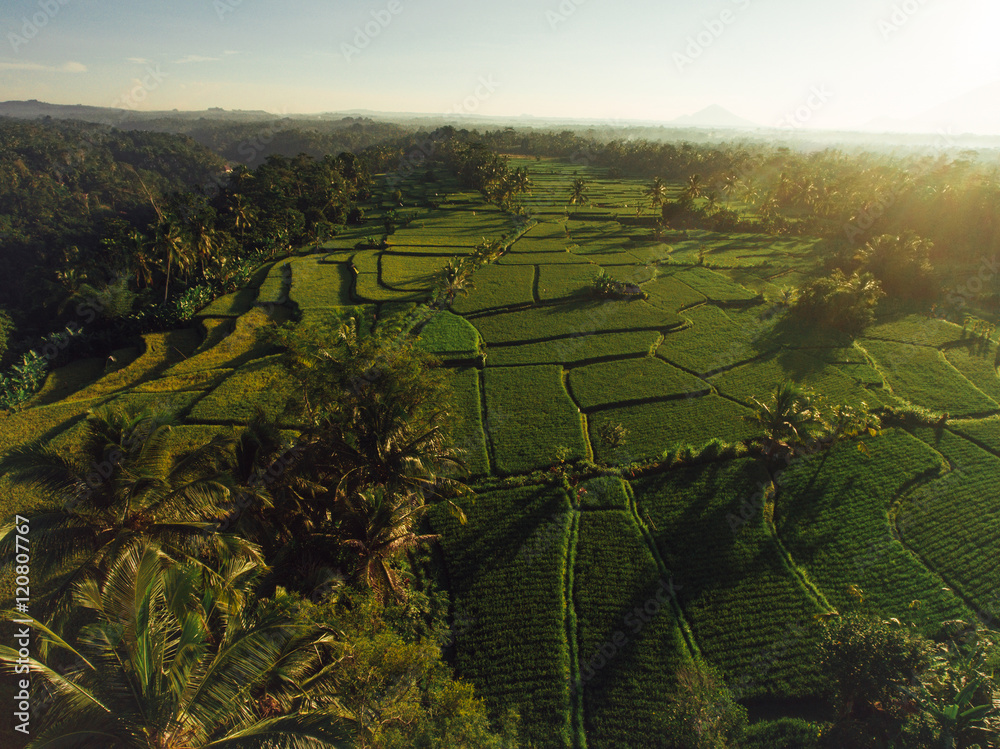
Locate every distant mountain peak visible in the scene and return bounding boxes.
[670,105,758,129]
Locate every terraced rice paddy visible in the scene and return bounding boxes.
[6,156,1000,748]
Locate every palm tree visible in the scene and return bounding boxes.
[512,166,532,195]
[473,237,505,265]
[646,176,668,210]
[153,219,191,303]
[759,193,781,223]
[721,173,740,206]
[295,332,467,488]
[745,380,826,457]
[112,228,155,290]
[0,542,354,748]
[0,404,262,618]
[225,410,325,558]
[682,174,703,203]
[302,376,465,502]
[189,219,217,279]
[741,176,760,207]
[335,487,438,604]
[568,178,589,212]
[231,193,257,249]
[436,257,476,302]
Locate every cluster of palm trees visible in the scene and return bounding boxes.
[793,268,886,335]
[433,234,516,305]
[442,140,532,212]
[745,380,881,463]
[0,319,467,745]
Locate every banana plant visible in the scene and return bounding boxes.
[924,678,994,749]
[903,648,997,749]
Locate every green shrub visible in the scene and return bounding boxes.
[792,270,883,335]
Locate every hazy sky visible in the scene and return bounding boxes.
[1,0,998,132]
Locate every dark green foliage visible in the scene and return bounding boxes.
[0,403,259,618]
[594,421,630,451]
[819,614,931,722]
[0,308,13,364]
[590,269,648,300]
[661,664,748,749]
[853,233,935,301]
[274,317,464,499]
[792,270,884,335]
[0,119,227,318]
[0,543,356,748]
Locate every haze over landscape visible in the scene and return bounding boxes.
[2,0,1000,133]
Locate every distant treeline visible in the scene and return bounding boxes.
[3,116,998,354]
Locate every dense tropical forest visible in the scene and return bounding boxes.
[0,114,998,748]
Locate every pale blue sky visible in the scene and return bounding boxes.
[1,0,998,131]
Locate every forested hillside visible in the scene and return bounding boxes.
[0,119,226,319]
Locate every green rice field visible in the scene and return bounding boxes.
[5,156,1000,748]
